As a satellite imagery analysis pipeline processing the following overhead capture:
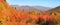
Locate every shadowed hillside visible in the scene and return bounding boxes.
[49,6,60,12]
[48,6,60,24]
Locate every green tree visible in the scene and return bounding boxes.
[4,0,6,2]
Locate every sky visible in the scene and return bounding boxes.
[6,0,60,8]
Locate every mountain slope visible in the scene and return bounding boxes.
[10,5,52,12]
[49,6,60,12]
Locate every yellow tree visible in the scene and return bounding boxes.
[50,11,60,24]
[29,9,38,15]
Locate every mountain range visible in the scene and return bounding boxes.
[10,5,52,12]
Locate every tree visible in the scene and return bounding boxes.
[4,0,6,2]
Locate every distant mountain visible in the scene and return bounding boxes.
[31,6,51,11]
[10,5,52,12]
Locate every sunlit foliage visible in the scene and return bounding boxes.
[0,0,60,25]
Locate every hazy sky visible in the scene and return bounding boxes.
[6,0,60,8]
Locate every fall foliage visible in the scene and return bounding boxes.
[0,0,60,25]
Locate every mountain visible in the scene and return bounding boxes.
[48,6,60,23]
[10,5,52,12]
[48,6,60,12]
[47,6,60,16]
[31,6,51,11]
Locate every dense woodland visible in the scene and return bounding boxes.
[0,0,60,25]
